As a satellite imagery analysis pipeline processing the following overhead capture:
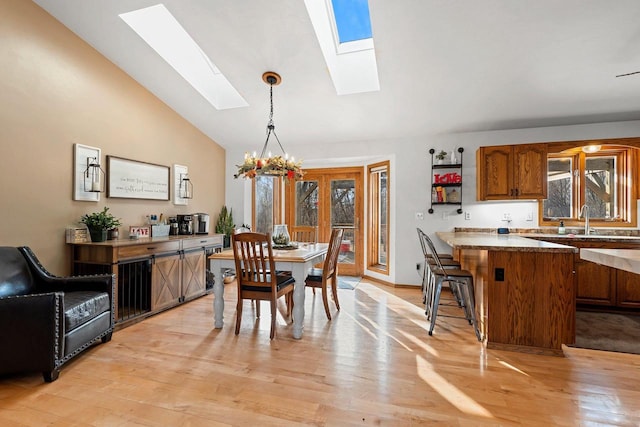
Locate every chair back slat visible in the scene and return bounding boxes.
[323,228,344,281]
[291,226,318,243]
[232,232,276,290]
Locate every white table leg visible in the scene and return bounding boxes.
[211,259,225,328]
[290,263,307,339]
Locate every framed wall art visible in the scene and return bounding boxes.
[173,164,189,206]
[73,143,102,202]
[107,156,170,200]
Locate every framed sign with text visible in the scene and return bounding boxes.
[107,156,170,200]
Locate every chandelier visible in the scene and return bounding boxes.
[235,72,304,180]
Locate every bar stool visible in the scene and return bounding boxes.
[417,228,463,315]
[419,230,481,341]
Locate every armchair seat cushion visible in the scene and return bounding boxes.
[64,291,110,332]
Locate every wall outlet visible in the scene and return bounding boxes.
[502,212,512,221]
[415,212,424,220]
[465,211,471,220]
[526,211,533,221]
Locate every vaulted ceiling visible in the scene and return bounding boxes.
[33,0,640,154]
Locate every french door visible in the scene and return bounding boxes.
[286,167,363,276]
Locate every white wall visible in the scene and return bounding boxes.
[225,120,640,286]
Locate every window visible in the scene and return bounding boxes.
[253,176,281,234]
[368,161,389,274]
[542,146,634,225]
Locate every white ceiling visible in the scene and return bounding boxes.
[33,0,640,153]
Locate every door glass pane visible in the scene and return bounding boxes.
[377,170,388,266]
[295,180,319,227]
[585,156,615,219]
[254,176,274,234]
[543,157,572,219]
[331,179,355,265]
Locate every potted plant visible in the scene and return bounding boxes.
[80,207,122,242]
[435,150,448,164]
[215,205,234,248]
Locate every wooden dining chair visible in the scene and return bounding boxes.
[291,226,318,243]
[305,228,344,320]
[231,232,295,339]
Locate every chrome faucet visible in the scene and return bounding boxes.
[579,204,590,235]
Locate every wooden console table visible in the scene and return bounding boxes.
[68,234,223,328]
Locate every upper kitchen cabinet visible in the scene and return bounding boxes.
[476,144,547,200]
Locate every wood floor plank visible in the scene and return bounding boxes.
[1,281,639,426]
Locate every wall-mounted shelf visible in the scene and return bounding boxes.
[429,147,464,214]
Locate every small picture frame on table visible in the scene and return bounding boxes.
[129,226,150,239]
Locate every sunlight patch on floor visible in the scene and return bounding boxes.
[416,355,493,419]
[399,330,440,357]
[357,313,413,352]
[497,359,530,377]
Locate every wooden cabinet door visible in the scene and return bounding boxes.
[575,260,616,305]
[513,144,547,199]
[616,270,640,308]
[477,145,513,200]
[151,254,182,311]
[182,249,206,301]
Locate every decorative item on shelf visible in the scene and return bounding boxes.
[435,150,447,165]
[447,188,460,203]
[272,224,291,246]
[179,173,193,199]
[66,225,89,243]
[83,156,105,193]
[450,149,457,164]
[235,71,304,180]
[128,226,150,239]
[215,205,234,248]
[79,207,122,243]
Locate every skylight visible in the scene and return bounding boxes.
[305,0,379,95]
[331,0,372,43]
[119,4,247,110]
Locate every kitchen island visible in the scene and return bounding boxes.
[436,232,577,356]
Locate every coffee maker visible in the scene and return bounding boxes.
[192,213,210,235]
[177,214,193,235]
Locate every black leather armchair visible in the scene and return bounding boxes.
[0,246,114,382]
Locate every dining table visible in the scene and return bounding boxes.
[208,242,329,339]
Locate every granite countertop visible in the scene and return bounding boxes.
[580,248,640,274]
[436,232,577,253]
[519,233,640,243]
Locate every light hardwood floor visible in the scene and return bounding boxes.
[1,281,639,426]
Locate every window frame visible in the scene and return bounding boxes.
[367,160,390,275]
[540,145,636,227]
[252,175,282,234]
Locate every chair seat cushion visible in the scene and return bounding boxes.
[240,274,295,292]
[305,267,324,283]
[64,291,110,332]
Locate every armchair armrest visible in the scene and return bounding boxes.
[18,246,114,294]
[0,292,64,374]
